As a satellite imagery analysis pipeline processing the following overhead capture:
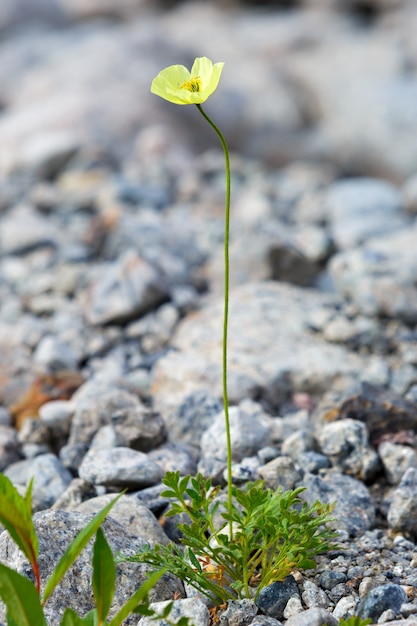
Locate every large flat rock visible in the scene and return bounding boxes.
[152,281,371,416]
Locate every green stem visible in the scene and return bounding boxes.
[196,103,233,539]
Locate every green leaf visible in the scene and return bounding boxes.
[0,475,38,569]
[92,528,116,623]
[60,609,85,626]
[179,475,190,494]
[185,548,201,572]
[339,617,372,626]
[42,492,124,606]
[160,602,174,619]
[6,612,19,626]
[61,608,98,626]
[0,562,47,626]
[185,489,201,502]
[108,568,167,626]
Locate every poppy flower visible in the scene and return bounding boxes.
[151,56,224,105]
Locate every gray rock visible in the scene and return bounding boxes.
[387,468,417,536]
[59,442,88,472]
[18,131,79,178]
[329,223,417,324]
[73,493,169,546]
[0,408,12,426]
[147,442,198,476]
[296,452,331,474]
[299,472,375,537]
[0,204,60,255]
[403,173,417,216]
[219,598,258,626]
[268,410,310,445]
[257,446,280,465]
[255,577,299,620]
[17,416,51,445]
[284,607,338,626]
[33,335,78,371]
[152,282,368,417]
[390,363,417,396]
[315,418,379,480]
[110,403,166,452]
[250,617,282,626]
[85,250,168,325]
[68,385,141,447]
[125,303,178,354]
[378,441,417,485]
[281,429,316,459]
[104,206,205,288]
[318,571,347,591]
[358,584,407,621]
[302,580,329,609]
[200,399,272,464]
[39,399,74,444]
[52,478,98,511]
[138,598,210,626]
[283,596,304,620]
[165,388,222,448]
[197,456,229,484]
[228,456,261,484]
[206,220,321,296]
[78,446,163,489]
[287,24,417,180]
[323,177,405,250]
[332,596,358,621]
[311,383,417,445]
[0,425,21,471]
[258,456,302,491]
[0,510,183,626]
[89,425,122,450]
[4,453,72,510]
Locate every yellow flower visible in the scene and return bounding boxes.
[151,57,224,105]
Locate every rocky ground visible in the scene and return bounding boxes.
[1,0,417,624]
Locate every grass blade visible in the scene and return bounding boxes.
[92,528,116,623]
[0,563,47,626]
[0,475,38,569]
[42,493,123,606]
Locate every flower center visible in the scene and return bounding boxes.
[180,76,202,92]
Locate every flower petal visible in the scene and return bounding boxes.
[191,57,213,84]
[151,64,190,104]
[204,61,224,99]
[151,57,224,105]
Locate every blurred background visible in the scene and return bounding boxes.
[0,0,416,183]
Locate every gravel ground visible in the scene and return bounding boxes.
[1,1,417,624]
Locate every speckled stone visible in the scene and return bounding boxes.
[315,418,379,480]
[0,510,183,626]
[200,399,272,464]
[138,598,210,626]
[78,446,163,489]
[68,385,141,446]
[387,468,417,537]
[284,607,338,626]
[358,584,407,621]
[85,250,168,326]
[0,425,21,471]
[218,598,258,626]
[299,472,375,537]
[258,456,302,491]
[378,441,417,485]
[4,452,72,510]
[255,576,299,620]
[73,493,169,545]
